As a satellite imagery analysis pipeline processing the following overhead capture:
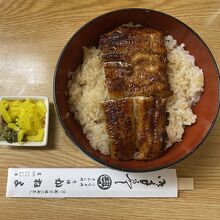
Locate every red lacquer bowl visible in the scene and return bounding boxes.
[53,9,219,172]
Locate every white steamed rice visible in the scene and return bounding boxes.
[67,35,204,154]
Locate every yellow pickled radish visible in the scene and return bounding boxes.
[35,101,46,118]
[26,128,44,141]
[8,100,20,107]
[0,99,46,142]
[7,123,20,131]
[18,129,25,142]
[0,102,11,123]
[1,100,9,108]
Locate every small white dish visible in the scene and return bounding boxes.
[0,96,49,147]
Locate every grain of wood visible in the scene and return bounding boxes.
[177,178,194,190]
[0,0,220,219]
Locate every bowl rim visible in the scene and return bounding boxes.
[53,8,220,172]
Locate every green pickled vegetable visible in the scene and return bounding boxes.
[0,126,17,143]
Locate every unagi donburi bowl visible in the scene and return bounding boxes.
[53,8,219,172]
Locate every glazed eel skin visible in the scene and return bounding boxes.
[100,26,172,160]
[102,97,167,160]
[100,26,172,99]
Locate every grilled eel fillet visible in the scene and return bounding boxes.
[99,26,172,99]
[102,98,135,160]
[133,96,167,160]
[102,97,167,160]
